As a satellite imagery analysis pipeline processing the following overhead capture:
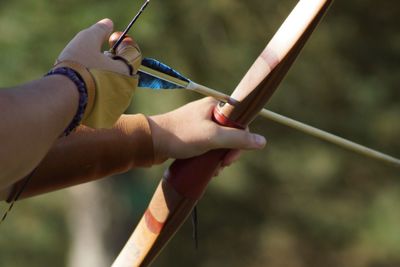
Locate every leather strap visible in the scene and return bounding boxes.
[54,60,96,121]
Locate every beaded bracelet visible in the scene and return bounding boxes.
[45,67,88,136]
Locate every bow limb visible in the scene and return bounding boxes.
[112,0,333,266]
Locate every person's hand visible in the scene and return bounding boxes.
[55,19,142,129]
[148,97,266,164]
[57,18,139,75]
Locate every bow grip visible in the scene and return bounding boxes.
[164,104,243,201]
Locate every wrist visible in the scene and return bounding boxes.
[116,114,166,166]
[147,114,170,162]
[42,74,79,129]
[46,67,90,136]
[53,61,96,121]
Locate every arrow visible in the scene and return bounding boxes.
[110,0,151,54]
[137,58,400,168]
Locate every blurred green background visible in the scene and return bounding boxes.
[0,0,399,266]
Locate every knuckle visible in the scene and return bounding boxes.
[246,132,256,145]
[205,96,217,104]
[235,130,252,148]
[76,29,88,39]
[208,125,219,138]
[207,126,221,145]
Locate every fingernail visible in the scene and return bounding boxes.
[254,135,266,147]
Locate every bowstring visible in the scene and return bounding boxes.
[1,168,37,224]
[191,205,199,249]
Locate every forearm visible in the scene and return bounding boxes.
[0,19,145,197]
[1,114,156,200]
[0,95,266,201]
[0,75,78,189]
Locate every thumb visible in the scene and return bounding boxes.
[85,18,114,49]
[215,127,267,150]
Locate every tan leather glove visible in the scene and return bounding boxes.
[55,20,142,129]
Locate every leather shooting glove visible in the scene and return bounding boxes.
[55,19,142,129]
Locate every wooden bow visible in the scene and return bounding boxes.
[112,0,333,266]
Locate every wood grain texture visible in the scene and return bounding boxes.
[112,179,195,267]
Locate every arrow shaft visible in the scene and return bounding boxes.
[110,0,150,53]
[137,60,400,167]
[185,82,400,168]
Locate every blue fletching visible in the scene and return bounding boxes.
[138,58,190,90]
